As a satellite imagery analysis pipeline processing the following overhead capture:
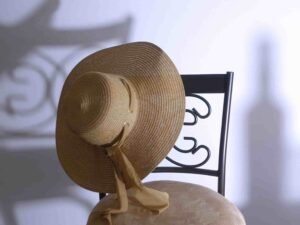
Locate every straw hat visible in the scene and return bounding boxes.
[56,42,185,193]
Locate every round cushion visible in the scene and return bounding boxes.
[90,181,246,225]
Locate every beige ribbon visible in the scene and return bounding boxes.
[88,124,169,225]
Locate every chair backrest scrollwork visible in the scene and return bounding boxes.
[153,72,234,196]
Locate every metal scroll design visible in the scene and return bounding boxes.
[166,94,212,168]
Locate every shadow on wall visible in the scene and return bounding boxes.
[241,36,300,224]
[0,1,132,225]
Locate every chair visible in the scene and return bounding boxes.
[98,72,245,225]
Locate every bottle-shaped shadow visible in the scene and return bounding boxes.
[242,37,300,224]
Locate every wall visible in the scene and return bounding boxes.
[0,0,300,224]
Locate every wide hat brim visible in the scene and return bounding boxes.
[56,42,185,193]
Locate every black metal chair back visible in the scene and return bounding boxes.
[99,72,233,199]
[153,72,233,196]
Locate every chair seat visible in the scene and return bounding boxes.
[89,181,245,225]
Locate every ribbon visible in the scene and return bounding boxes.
[87,124,169,225]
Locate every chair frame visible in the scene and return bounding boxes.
[99,72,233,199]
[154,72,233,196]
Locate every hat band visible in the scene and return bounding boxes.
[99,77,135,148]
[88,124,169,224]
[119,78,134,113]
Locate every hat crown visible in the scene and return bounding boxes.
[64,72,138,146]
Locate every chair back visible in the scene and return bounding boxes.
[153,72,234,196]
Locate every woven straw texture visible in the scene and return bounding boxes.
[56,42,185,193]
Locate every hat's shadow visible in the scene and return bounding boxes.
[0,0,132,224]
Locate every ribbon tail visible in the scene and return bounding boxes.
[116,150,169,214]
[87,170,128,225]
[103,170,129,222]
[128,186,169,214]
[91,144,170,225]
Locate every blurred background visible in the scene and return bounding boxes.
[0,0,300,224]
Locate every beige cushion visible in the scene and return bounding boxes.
[90,181,246,225]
